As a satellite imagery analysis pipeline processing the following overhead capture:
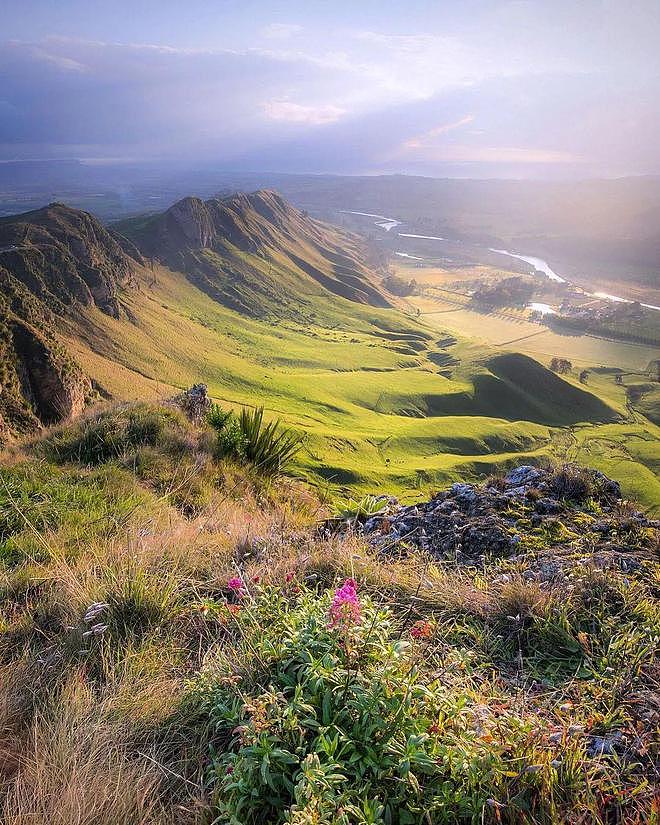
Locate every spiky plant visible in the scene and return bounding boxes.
[238,406,305,477]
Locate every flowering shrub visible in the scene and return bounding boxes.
[199,580,564,824]
[410,619,434,640]
[227,576,245,597]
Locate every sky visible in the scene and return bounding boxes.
[1,0,659,178]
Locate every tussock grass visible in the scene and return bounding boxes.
[0,406,657,823]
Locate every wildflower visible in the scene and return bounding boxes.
[328,578,361,630]
[251,575,261,584]
[227,576,245,596]
[226,604,241,616]
[427,723,440,735]
[285,572,295,583]
[410,619,434,639]
[226,765,234,775]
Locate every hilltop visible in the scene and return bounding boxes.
[0,202,141,317]
[0,399,657,823]
[0,192,390,441]
[115,190,391,318]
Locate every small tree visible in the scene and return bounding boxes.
[550,357,572,374]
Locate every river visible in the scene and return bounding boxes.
[343,209,660,313]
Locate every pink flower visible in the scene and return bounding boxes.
[227,576,245,596]
[328,578,361,630]
[285,572,295,583]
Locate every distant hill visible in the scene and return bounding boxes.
[115,190,391,319]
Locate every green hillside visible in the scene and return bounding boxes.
[114,190,391,320]
[62,260,659,511]
[0,194,657,511]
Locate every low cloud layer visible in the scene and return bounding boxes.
[1,0,659,177]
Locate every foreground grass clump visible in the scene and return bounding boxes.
[0,408,657,825]
[39,403,225,515]
[42,404,196,466]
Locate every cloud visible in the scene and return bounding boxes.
[25,44,86,72]
[262,100,346,125]
[402,116,475,149]
[260,23,303,40]
[1,16,659,178]
[418,145,581,164]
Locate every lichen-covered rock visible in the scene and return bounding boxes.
[329,464,655,574]
[168,384,212,423]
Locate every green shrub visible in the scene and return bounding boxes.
[198,580,582,824]
[208,405,304,477]
[43,404,194,466]
[332,494,389,524]
[208,403,234,433]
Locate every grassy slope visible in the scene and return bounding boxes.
[0,408,657,824]
[61,264,660,512]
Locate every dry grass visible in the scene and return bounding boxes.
[0,410,657,824]
[2,675,172,825]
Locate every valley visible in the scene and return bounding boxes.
[0,192,658,512]
[2,6,659,823]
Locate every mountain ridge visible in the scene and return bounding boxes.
[0,202,141,318]
[115,189,392,318]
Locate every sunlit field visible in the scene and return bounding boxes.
[59,265,660,512]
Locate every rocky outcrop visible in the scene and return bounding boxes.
[0,267,91,438]
[9,319,88,425]
[167,383,212,423]
[330,464,656,576]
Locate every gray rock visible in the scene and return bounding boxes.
[586,732,622,757]
[505,465,545,487]
[169,383,212,423]
[450,483,479,510]
[535,498,563,515]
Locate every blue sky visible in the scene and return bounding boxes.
[2,0,659,177]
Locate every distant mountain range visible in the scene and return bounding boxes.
[1,165,658,303]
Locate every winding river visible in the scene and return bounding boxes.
[343,210,660,313]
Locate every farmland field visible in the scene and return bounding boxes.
[410,295,659,372]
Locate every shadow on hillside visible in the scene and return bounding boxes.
[412,353,620,426]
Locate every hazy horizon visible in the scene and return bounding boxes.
[2,0,660,180]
